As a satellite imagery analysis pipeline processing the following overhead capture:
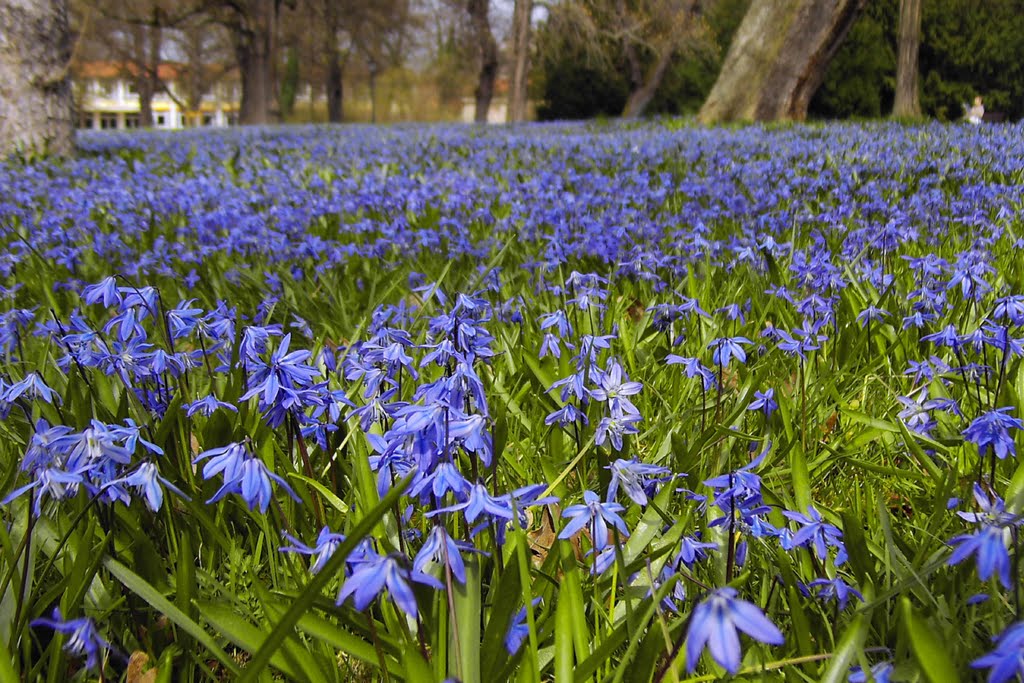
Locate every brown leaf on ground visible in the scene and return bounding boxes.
[528,504,588,567]
[127,652,157,683]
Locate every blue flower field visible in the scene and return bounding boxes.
[2,121,1024,681]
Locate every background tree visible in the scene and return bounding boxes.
[320,0,349,122]
[618,0,703,118]
[172,12,233,120]
[810,0,1024,121]
[919,0,1024,120]
[534,0,746,120]
[699,0,867,122]
[206,0,286,124]
[507,0,531,122]
[467,0,497,122]
[430,4,477,118]
[76,0,200,127]
[892,0,922,117]
[809,0,896,118]
[0,0,74,156]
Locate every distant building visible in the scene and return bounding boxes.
[72,61,240,130]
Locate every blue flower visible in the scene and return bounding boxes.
[429,483,514,527]
[849,661,893,683]
[448,413,492,465]
[856,305,890,327]
[545,402,588,427]
[748,389,777,417]
[184,394,238,417]
[804,576,863,610]
[972,621,1024,683]
[782,506,847,564]
[948,524,1013,588]
[82,276,122,308]
[413,524,476,583]
[4,372,60,405]
[2,465,86,515]
[675,534,718,568]
[707,336,751,368]
[111,462,190,512]
[336,552,442,618]
[281,526,345,574]
[963,408,1024,460]
[194,442,300,513]
[589,360,643,406]
[665,355,716,389]
[31,608,111,672]
[240,333,321,407]
[606,457,670,506]
[505,598,543,655]
[559,490,629,551]
[594,411,642,451]
[685,587,784,674]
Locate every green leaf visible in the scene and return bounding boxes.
[198,600,316,682]
[103,557,240,677]
[790,441,812,512]
[236,473,412,683]
[403,647,436,683]
[287,472,350,514]
[901,597,960,683]
[479,554,521,682]
[0,633,18,683]
[554,580,574,682]
[841,510,873,584]
[819,613,869,683]
[295,611,400,676]
[451,556,481,683]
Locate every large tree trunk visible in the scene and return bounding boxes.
[892,0,921,118]
[467,0,497,123]
[234,0,280,125]
[324,0,343,123]
[0,0,73,156]
[699,0,867,123]
[507,0,531,123]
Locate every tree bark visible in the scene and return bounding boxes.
[467,0,497,123]
[0,0,73,156]
[232,0,280,125]
[699,0,867,123]
[507,0,531,122]
[324,0,343,122]
[892,0,921,118]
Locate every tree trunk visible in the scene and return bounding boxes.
[324,0,343,123]
[468,0,497,123]
[699,0,867,123]
[131,22,160,128]
[622,45,676,118]
[147,20,162,127]
[892,0,922,118]
[0,0,73,156]
[234,0,279,125]
[507,0,531,122]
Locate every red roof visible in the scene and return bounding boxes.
[72,60,184,81]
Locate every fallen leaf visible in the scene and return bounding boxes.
[127,651,158,683]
